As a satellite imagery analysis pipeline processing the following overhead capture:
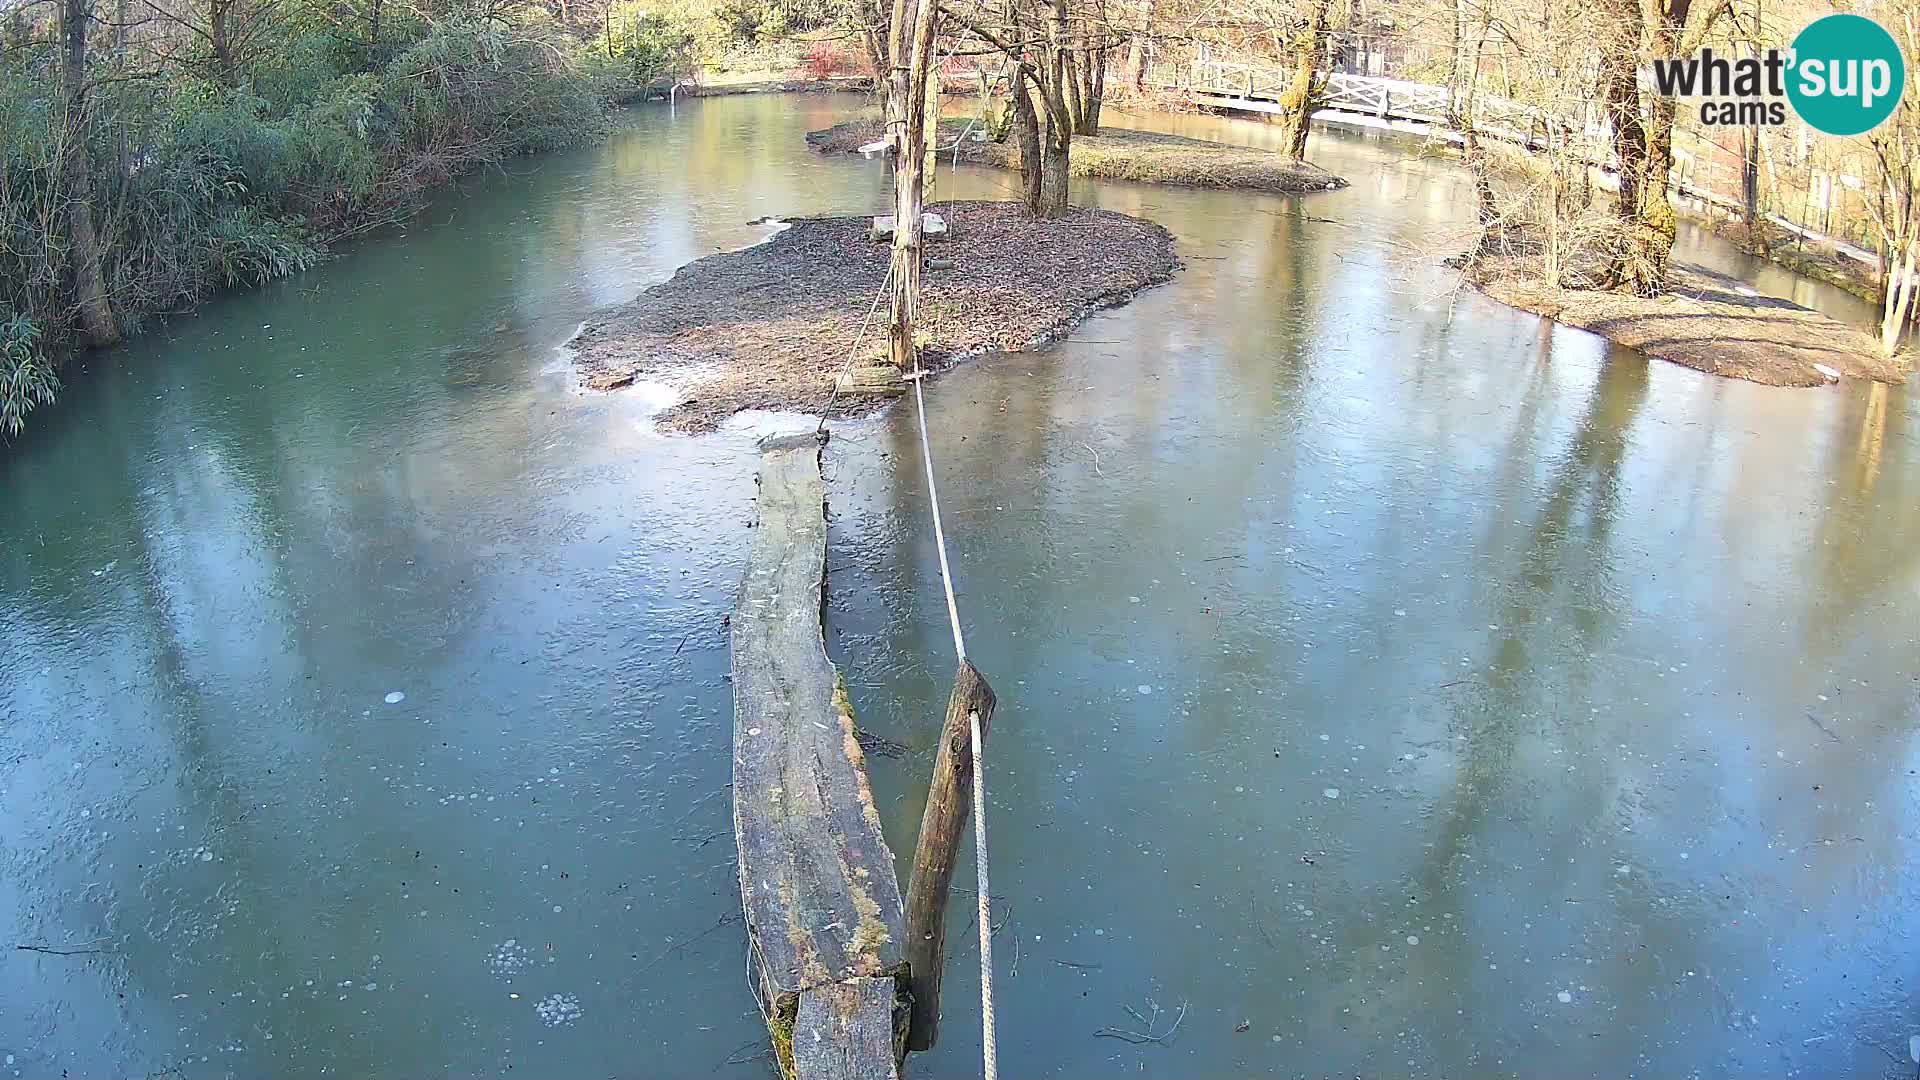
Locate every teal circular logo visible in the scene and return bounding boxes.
[1788,14,1905,136]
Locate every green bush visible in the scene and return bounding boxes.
[0,5,615,440]
[613,10,700,84]
[0,315,54,439]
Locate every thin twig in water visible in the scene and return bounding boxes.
[15,943,105,956]
[1052,958,1101,969]
[1095,999,1189,1045]
[722,1036,770,1066]
[1248,897,1280,950]
[1806,713,1843,742]
[1857,1035,1903,1064]
[1082,442,1104,477]
[635,911,740,971]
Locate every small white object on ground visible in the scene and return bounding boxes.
[869,212,949,240]
[1323,787,1340,799]
[1557,990,1573,1004]
[1813,363,1842,382]
[856,140,889,155]
[384,691,406,704]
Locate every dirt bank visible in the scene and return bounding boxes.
[1465,255,1905,386]
[807,119,1347,194]
[569,200,1179,431]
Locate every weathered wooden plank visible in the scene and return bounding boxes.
[902,660,997,1051]
[792,977,906,1080]
[732,432,907,1077]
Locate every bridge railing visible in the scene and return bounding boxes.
[1171,57,1884,274]
[1182,62,1611,159]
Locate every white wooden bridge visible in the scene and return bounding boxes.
[1176,55,1603,150]
[1170,55,1883,274]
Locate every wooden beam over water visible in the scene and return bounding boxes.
[902,660,996,1051]
[731,432,908,1080]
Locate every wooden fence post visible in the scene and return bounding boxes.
[902,659,997,1052]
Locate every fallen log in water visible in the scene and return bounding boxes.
[732,432,908,1080]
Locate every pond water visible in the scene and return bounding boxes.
[4,92,1917,1079]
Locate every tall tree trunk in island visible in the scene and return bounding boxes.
[1031,0,1074,214]
[1124,0,1155,89]
[886,0,939,369]
[1071,39,1104,134]
[62,0,119,349]
[1062,49,1085,133]
[1011,63,1044,214]
[1604,0,1698,296]
[1881,228,1916,355]
[1086,43,1105,130]
[1741,125,1763,251]
[1039,109,1070,213]
[1598,0,1649,293]
[1448,0,1495,232]
[1276,0,1331,160]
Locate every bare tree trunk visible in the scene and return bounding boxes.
[1598,0,1649,293]
[1062,48,1085,132]
[1741,124,1763,251]
[1087,44,1105,128]
[1124,0,1155,89]
[886,0,940,369]
[1011,63,1044,214]
[1071,40,1105,133]
[884,0,914,148]
[1039,111,1070,213]
[1603,0,1697,296]
[859,18,890,108]
[1633,87,1680,289]
[62,0,119,349]
[1032,0,1075,215]
[1276,0,1331,160]
[1448,0,1495,231]
[210,0,236,82]
[1881,233,1916,355]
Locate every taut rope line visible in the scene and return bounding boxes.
[907,346,996,1080]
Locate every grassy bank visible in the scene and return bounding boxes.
[0,6,673,439]
[807,118,1349,194]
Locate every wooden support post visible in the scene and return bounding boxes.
[902,659,997,1052]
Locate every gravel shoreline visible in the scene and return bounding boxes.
[570,200,1181,431]
[1464,255,1906,386]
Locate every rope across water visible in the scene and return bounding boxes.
[909,352,997,1080]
